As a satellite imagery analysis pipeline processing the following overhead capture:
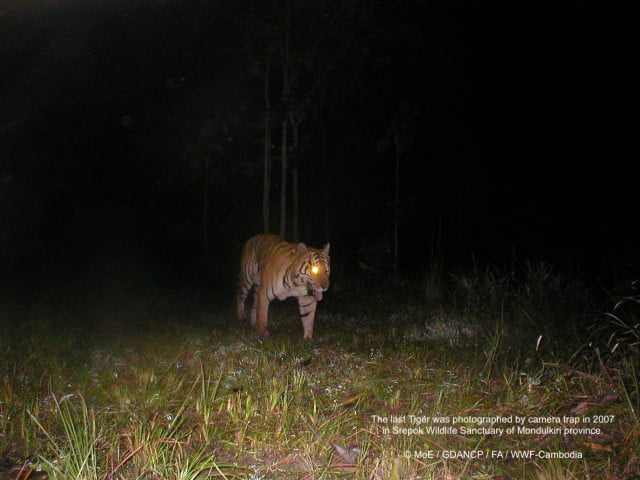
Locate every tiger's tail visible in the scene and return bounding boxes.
[237,240,258,324]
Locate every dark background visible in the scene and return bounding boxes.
[1,0,638,300]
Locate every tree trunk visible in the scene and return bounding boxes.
[203,155,210,265]
[262,51,272,233]
[292,165,299,242]
[393,151,400,274]
[320,107,330,241]
[279,0,291,239]
[289,110,301,242]
[279,118,288,238]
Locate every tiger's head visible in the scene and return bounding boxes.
[296,242,331,301]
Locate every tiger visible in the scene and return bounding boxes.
[237,234,330,339]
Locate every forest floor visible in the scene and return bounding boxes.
[1,264,639,479]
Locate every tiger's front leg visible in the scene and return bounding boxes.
[254,286,270,337]
[297,295,318,339]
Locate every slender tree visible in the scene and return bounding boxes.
[203,155,210,264]
[377,102,418,273]
[262,50,272,233]
[279,0,292,239]
[247,0,383,241]
[289,109,302,241]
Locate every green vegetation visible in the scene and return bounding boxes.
[1,262,638,479]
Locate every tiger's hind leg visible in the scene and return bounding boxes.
[237,291,247,322]
[238,285,264,336]
[297,295,318,339]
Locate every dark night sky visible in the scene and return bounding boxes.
[1,0,638,292]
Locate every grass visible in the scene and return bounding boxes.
[1,261,639,479]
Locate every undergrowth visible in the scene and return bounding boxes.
[0,261,638,479]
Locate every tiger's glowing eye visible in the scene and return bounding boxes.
[311,266,319,274]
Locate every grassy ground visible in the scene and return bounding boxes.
[1,262,639,479]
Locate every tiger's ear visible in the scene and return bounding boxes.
[297,242,308,253]
[323,243,330,254]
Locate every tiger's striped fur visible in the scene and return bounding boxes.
[237,234,330,339]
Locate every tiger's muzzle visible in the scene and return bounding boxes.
[308,279,329,301]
